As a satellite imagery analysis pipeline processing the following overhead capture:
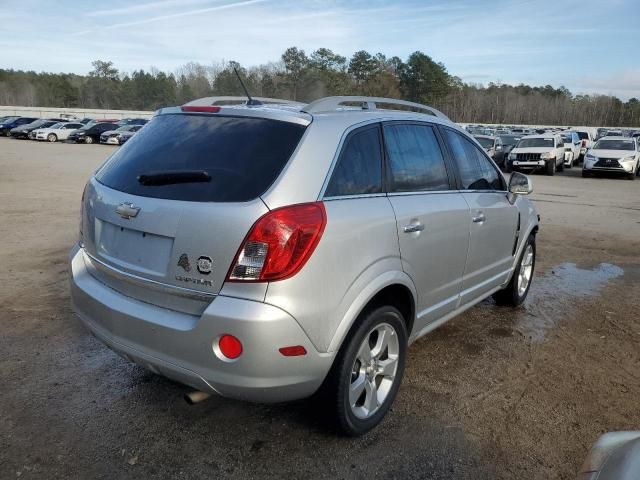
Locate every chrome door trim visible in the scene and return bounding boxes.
[82,249,216,302]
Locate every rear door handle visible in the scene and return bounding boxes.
[403,222,425,233]
[472,213,486,223]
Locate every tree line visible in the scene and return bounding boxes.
[1,47,638,127]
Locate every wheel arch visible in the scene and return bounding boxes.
[327,272,417,354]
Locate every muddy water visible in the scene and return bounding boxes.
[503,263,623,341]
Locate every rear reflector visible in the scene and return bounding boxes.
[227,202,326,282]
[218,334,242,359]
[181,105,221,113]
[279,346,307,356]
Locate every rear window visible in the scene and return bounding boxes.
[474,136,494,149]
[96,114,307,202]
[576,132,589,140]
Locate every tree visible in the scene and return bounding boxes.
[348,50,376,85]
[281,47,309,100]
[89,60,119,80]
[400,51,451,105]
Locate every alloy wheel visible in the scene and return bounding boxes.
[349,323,399,419]
[518,244,534,296]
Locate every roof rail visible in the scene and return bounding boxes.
[185,96,304,107]
[301,96,450,120]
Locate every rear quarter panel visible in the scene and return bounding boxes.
[263,197,406,353]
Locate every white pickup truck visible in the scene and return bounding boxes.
[507,134,566,175]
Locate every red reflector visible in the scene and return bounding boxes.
[218,334,242,359]
[181,105,221,113]
[279,346,307,356]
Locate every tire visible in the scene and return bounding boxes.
[628,172,636,181]
[582,170,591,178]
[84,136,94,144]
[47,133,57,143]
[324,305,407,436]
[493,234,536,307]
[546,159,555,176]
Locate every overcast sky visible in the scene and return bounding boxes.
[1,0,639,99]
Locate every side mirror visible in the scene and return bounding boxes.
[508,172,533,195]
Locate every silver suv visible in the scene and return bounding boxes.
[70,96,539,435]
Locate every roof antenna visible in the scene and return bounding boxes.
[233,67,262,106]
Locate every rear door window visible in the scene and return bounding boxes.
[443,129,505,191]
[383,123,450,192]
[96,114,307,202]
[324,125,383,197]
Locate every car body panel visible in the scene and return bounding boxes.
[70,99,539,403]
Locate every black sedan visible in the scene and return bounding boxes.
[67,122,118,144]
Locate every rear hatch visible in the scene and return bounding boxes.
[81,110,309,314]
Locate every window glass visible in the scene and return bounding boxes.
[384,124,450,192]
[324,126,382,197]
[443,129,504,191]
[97,114,307,202]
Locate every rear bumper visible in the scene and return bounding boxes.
[69,244,333,402]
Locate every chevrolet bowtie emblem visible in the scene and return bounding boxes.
[116,202,140,219]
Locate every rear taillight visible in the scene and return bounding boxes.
[227,202,326,282]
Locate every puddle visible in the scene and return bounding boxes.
[516,262,624,341]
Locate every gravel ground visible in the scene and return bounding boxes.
[1,138,639,479]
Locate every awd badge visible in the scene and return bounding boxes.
[197,256,213,275]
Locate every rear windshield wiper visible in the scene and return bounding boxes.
[137,170,211,186]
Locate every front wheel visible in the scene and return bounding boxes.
[325,305,407,436]
[84,136,94,144]
[47,133,57,142]
[493,234,536,307]
[546,159,555,176]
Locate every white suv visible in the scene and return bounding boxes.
[583,136,640,179]
[69,96,539,435]
[507,134,566,175]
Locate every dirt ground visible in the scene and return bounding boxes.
[1,138,639,479]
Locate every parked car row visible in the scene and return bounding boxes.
[466,123,639,179]
[0,115,148,145]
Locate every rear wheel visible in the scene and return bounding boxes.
[47,133,57,143]
[493,234,536,307]
[325,305,407,436]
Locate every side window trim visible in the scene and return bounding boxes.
[321,122,385,200]
[381,120,458,193]
[438,125,507,192]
